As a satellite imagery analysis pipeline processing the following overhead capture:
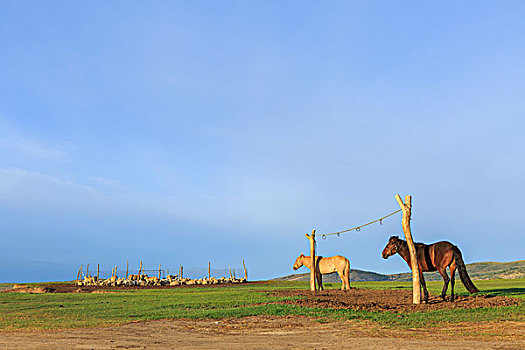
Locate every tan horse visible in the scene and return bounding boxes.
[293,253,350,291]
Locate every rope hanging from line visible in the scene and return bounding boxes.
[321,209,402,240]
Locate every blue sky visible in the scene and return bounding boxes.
[1,1,524,282]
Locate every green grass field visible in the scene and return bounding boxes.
[0,279,523,330]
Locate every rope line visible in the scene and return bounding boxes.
[321,209,402,240]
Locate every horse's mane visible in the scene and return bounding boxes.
[396,237,426,248]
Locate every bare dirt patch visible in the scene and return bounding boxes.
[272,288,520,312]
[0,317,523,350]
[10,285,56,294]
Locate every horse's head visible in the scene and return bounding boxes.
[382,236,401,259]
[293,253,305,270]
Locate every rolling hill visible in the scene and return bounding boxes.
[274,260,525,282]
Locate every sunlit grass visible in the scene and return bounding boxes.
[0,279,523,330]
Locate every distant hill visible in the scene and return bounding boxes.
[389,260,525,282]
[274,260,525,282]
[275,268,391,283]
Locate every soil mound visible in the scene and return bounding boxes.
[272,288,520,312]
[11,285,56,294]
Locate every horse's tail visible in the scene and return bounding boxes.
[452,246,479,294]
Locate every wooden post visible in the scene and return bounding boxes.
[126,261,129,279]
[139,261,143,276]
[233,269,236,279]
[208,262,211,280]
[97,264,100,280]
[243,259,248,280]
[180,265,183,279]
[86,264,90,277]
[305,229,317,292]
[77,265,83,281]
[229,267,233,279]
[395,194,421,304]
[158,264,161,279]
[115,266,118,278]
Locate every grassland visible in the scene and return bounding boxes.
[0,279,523,330]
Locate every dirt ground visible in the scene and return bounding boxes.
[272,288,520,312]
[1,316,524,350]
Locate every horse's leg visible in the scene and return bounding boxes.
[337,270,345,291]
[449,262,457,302]
[437,267,450,300]
[419,269,429,303]
[344,270,350,291]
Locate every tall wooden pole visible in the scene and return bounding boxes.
[243,259,248,280]
[126,261,129,279]
[208,262,211,280]
[395,194,421,304]
[86,264,90,277]
[97,264,100,280]
[305,229,317,292]
[77,265,83,281]
[139,261,143,276]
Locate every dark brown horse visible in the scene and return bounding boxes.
[382,236,479,302]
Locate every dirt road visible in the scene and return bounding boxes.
[1,316,523,350]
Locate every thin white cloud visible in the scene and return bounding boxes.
[88,176,124,190]
[0,120,68,160]
[0,167,98,202]
[0,167,308,234]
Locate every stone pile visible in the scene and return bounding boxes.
[77,274,246,287]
